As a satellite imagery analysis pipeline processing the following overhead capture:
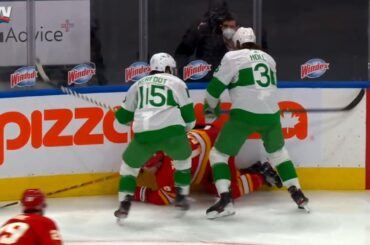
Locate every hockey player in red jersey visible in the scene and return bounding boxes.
[133,124,282,205]
[0,189,63,245]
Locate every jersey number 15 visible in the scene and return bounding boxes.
[138,85,175,108]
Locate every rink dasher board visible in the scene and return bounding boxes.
[0,88,366,200]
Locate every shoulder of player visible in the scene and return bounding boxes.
[263,52,277,70]
[29,214,57,227]
[223,49,251,63]
[161,74,188,89]
[136,74,184,85]
[241,49,276,69]
[160,73,184,83]
[5,214,54,227]
[7,214,34,223]
[223,50,239,60]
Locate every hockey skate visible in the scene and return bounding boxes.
[260,162,283,188]
[114,195,133,222]
[206,192,235,219]
[288,186,310,212]
[244,161,283,188]
[174,187,190,211]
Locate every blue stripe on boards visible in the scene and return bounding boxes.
[1,81,369,99]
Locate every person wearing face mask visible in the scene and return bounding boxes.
[220,16,237,51]
[174,1,238,82]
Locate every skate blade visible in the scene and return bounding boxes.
[114,211,128,224]
[206,209,235,220]
[115,213,129,225]
[206,203,235,220]
[175,210,187,218]
[175,204,190,211]
[116,217,126,225]
[174,205,189,218]
[298,204,310,213]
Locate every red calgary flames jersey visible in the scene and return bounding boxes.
[134,125,265,205]
[0,214,62,245]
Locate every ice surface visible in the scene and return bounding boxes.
[1,191,370,245]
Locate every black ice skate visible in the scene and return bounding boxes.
[206,192,235,219]
[114,195,133,221]
[174,187,190,211]
[288,186,310,212]
[244,161,283,188]
[260,162,283,188]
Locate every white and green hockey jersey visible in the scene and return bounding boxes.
[116,73,196,142]
[206,49,280,124]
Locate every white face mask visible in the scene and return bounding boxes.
[222,28,235,40]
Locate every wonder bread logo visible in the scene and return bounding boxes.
[183,60,212,80]
[125,61,151,82]
[0,6,11,24]
[301,58,329,79]
[10,66,38,88]
[68,63,96,85]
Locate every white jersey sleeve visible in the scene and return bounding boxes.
[206,53,236,108]
[115,82,138,125]
[121,82,138,112]
[170,78,196,131]
[213,53,236,86]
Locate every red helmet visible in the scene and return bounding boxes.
[20,189,46,211]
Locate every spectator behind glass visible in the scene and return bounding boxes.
[174,1,237,82]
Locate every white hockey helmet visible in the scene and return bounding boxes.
[232,27,256,46]
[150,52,177,75]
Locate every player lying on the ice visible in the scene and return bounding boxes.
[133,124,282,205]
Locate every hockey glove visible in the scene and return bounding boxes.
[203,101,221,122]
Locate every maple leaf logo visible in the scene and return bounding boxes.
[281,112,300,134]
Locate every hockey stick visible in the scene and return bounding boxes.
[60,86,116,112]
[219,89,365,114]
[0,173,119,209]
[35,59,116,112]
[282,88,365,113]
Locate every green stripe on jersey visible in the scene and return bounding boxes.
[167,90,178,106]
[115,107,134,125]
[229,68,255,89]
[180,103,196,123]
[207,77,227,98]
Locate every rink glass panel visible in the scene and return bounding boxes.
[0,0,139,91]
[262,0,368,81]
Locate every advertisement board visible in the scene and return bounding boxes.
[0,88,366,200]
[0,0,90,66]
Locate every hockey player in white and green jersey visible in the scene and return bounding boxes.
[204,27,309,219]
[114,53,196,221]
